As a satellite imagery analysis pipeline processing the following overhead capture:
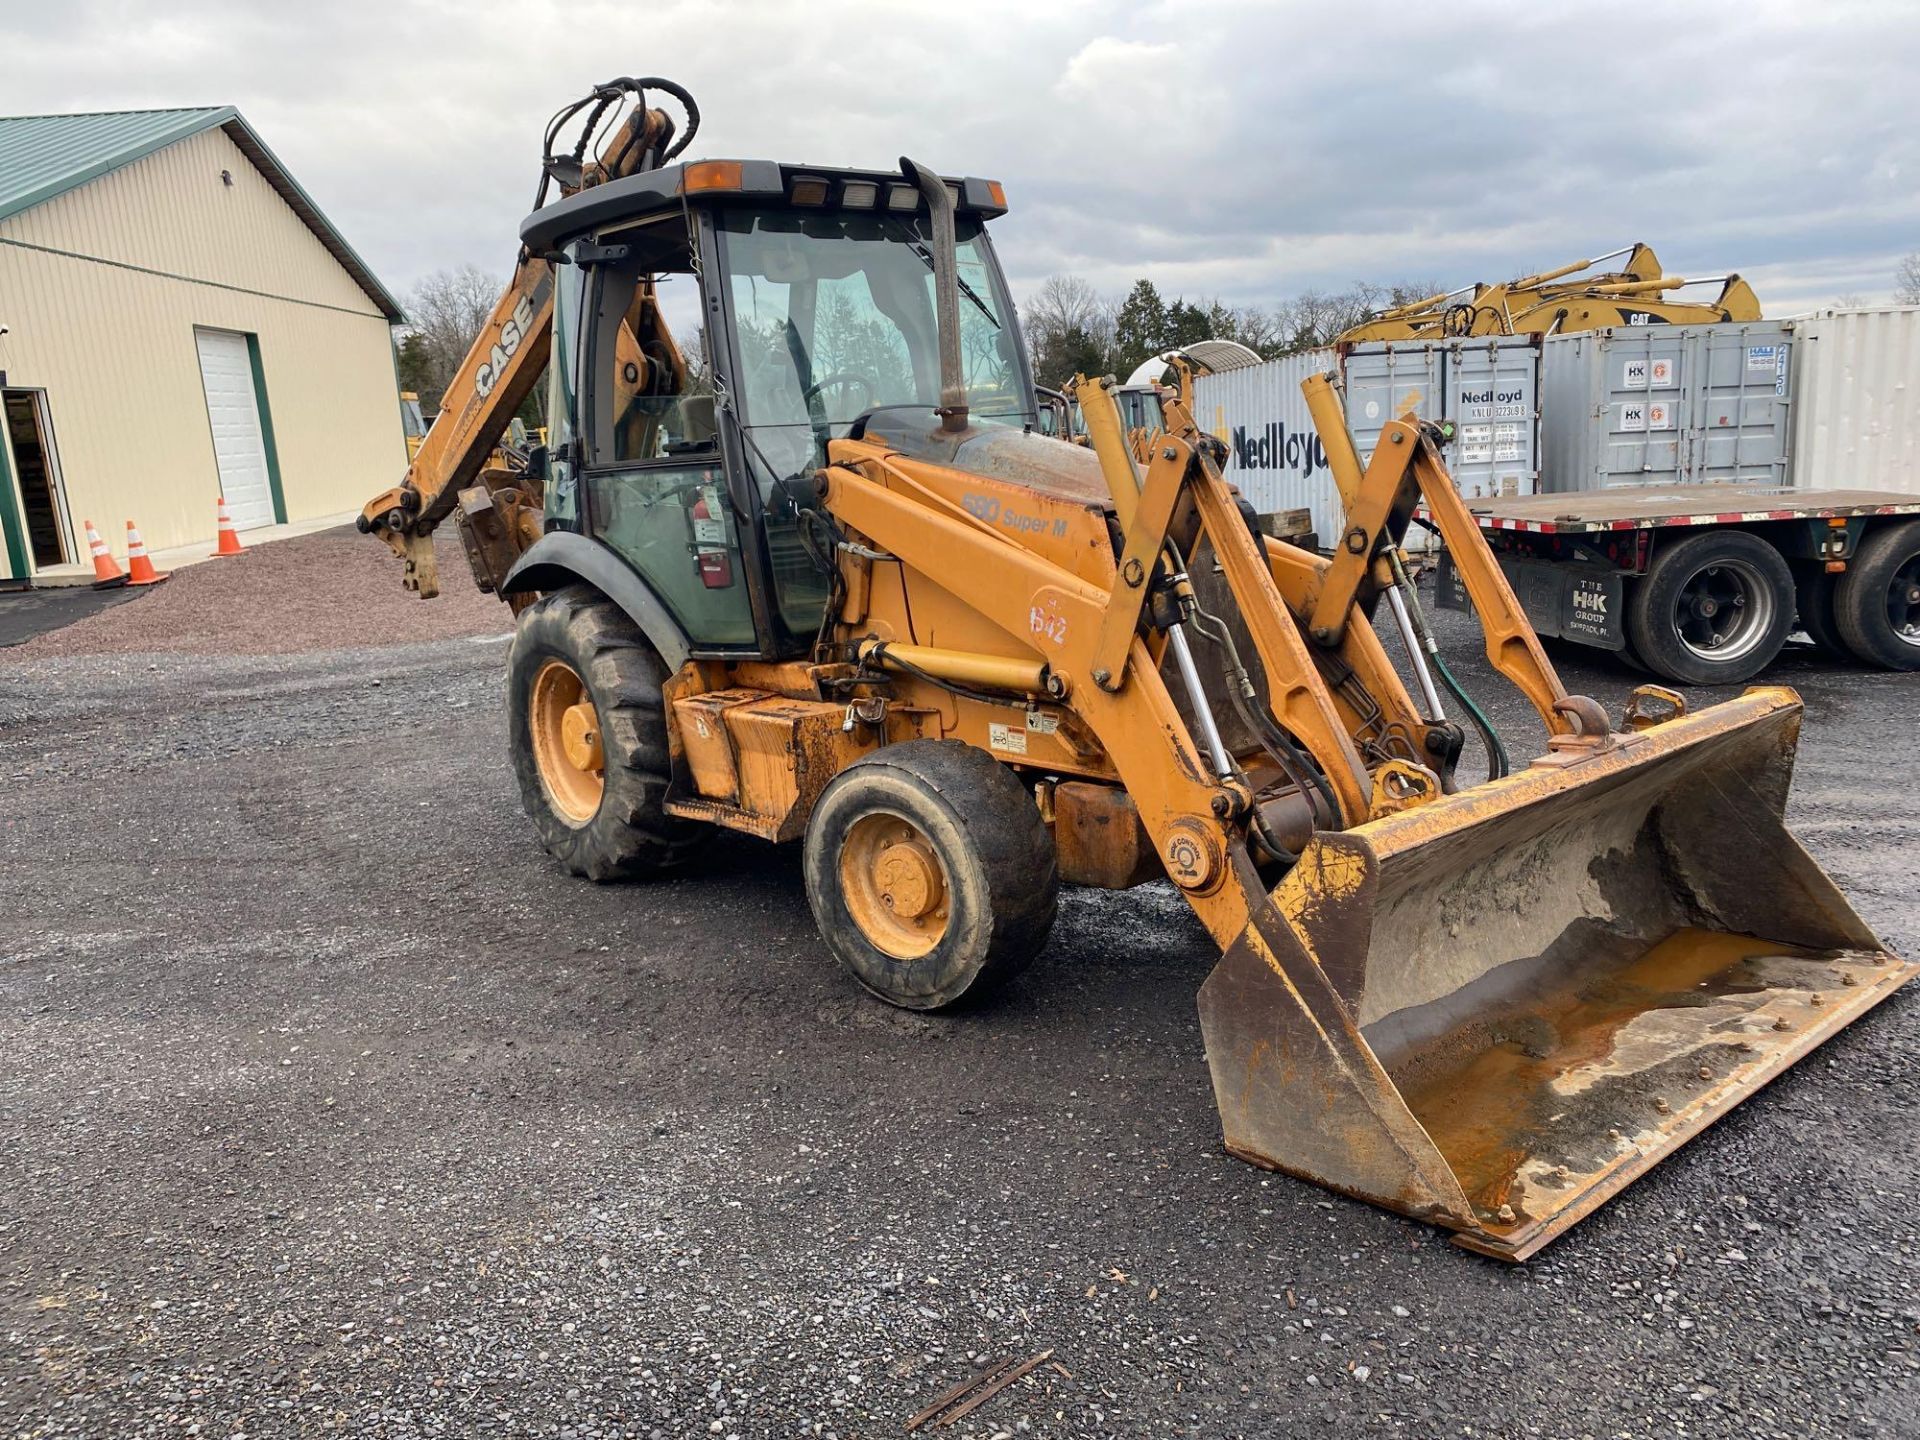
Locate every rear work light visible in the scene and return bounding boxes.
[839,180,878,209]
[789,176,831,206]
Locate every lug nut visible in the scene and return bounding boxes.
[1697,1065,1714,1081]
[1495,1203,1515,1224]
[1772,1016,1791,1032]
[1653,1097,1671,1114]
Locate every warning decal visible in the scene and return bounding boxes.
[988,722,1028,756]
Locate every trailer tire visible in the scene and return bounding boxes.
[1626,530,1795,685]
[508,585,707,881]
[804,740,1056,1011]
[1834,520,1920,670]
[1793,568,1849,658]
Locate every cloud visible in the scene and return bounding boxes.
[2,0,1915,315]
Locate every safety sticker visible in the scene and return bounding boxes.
[1024,708,1059,735]
[988,722,1028,756]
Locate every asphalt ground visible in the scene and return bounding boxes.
[0,585,142,649]
[1,579,1915,1439]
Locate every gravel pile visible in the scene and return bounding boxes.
[13,525,507,658]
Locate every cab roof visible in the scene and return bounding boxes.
[520,159,1007,253]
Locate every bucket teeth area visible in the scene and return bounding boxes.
[1385,932,1914,1259]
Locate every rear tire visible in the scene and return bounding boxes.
[508,586,706,881]
[803,740,1057,1011]
[1625,530,1795,685]
[1834,520,1920,670]
[1793,567,1849,657]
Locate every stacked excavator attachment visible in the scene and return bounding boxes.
[1201,686,1914,1259]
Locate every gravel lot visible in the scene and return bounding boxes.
[10,526,501,658]
[1,568,1915,1439]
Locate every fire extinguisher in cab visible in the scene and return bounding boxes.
[689,483,734,588]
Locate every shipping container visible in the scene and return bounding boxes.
[1341,336,1541,502]
[1194,337,1541,543]
[1192,348,1340,541]
[1537,322,1794,492]
[1787,306,1920,496]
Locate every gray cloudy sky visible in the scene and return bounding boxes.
[4,0,1916,317]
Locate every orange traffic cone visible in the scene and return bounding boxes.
[124,520,170,586]
[210,495,246,557]
[85,520,128,589]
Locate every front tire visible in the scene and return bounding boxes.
[1834,520,1920,670]
[803,740,1057,1010]
[1625,530,1795,685]
[507,586,706,881]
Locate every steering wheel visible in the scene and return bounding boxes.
[803,372,876,415]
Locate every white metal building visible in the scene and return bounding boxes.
[0,106,407,584]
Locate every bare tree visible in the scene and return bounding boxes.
[1897,251,1920,306]
[1022,274,1118,386]
[401,264,503,412]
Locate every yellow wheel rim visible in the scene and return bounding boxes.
[839,812,951,960]
[530,659,605,824]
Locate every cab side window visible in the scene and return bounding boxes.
[580,235,755,649]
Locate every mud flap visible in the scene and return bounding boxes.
[1198,686,1917,1259]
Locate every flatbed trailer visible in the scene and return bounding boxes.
[1431,483,1920,684]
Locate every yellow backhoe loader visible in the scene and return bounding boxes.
[360,80,1912,1259]
[1339,242,1762,343]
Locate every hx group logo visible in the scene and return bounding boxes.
[1230,421,1328,479]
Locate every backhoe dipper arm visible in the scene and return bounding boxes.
[359,254,556,597]
[359,84,693,598]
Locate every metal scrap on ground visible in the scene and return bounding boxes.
[905,1349,1055,1431]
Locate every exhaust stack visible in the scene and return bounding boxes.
[899,157,969,433]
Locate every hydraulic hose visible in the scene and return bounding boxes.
[1386,549,1510,781]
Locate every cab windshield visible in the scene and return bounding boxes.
[718,207,1028,475]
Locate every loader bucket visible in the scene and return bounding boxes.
[1198,686,1916,1260]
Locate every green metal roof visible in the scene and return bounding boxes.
[0,105,404,320]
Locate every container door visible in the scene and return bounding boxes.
[1598,330,1687,487]
[1445,338,1538,500]
[1688,328,1791,487]
[194,328,275,530]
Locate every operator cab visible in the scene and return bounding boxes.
[521,160,1035,661]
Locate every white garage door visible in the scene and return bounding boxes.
[194,329,274,531]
